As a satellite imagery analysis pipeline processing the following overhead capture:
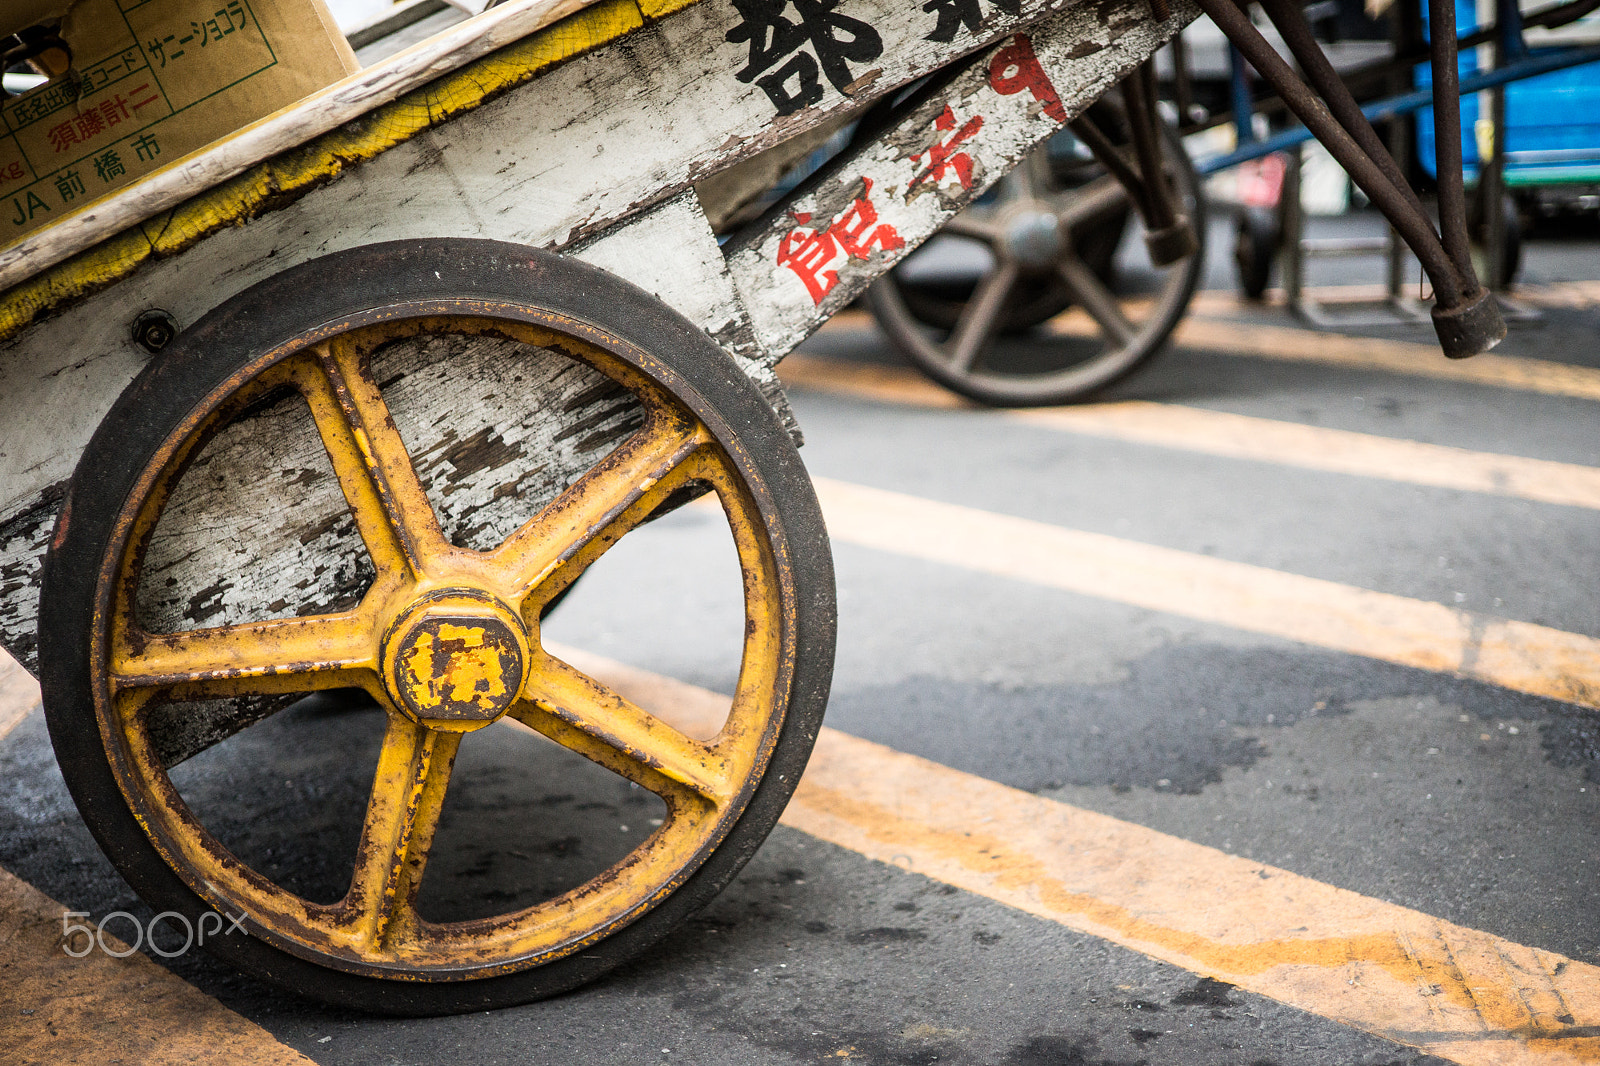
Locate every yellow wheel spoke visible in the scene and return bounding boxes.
[291,339,448,578]
[490,412,711,610]
[510,653,730,808]
[345,717,461,951]
[110,614,375,697]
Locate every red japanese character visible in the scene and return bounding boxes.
[47,121,79,154]
[99,96,131,127]
[129,83,161,112]
[776,224,842,304]
[988,34,1066,122]
[910,104,985,190]
[828,177,904,259]
[776,177,904,305]
[74,109,106,141]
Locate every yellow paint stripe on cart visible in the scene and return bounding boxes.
[548,649,1600,1066]
[812,477,1600,710]
[0,867,315,1066]
[0,0,651,344]
[778,355,1600,510]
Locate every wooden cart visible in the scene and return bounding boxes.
[0,0,1487,1014]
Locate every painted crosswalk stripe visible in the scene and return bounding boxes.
[1055,311,1600,403]
[778,354,1600,510]
[0,866,314,1065]
[817,301,1600,401]
[0,651,310,1064]
[550,648,1600,1066]
[812,477,1600,710]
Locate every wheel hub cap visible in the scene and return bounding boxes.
[999,209,1063,271]
[381,590,531,730]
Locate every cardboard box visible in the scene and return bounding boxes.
[1,0,359,243]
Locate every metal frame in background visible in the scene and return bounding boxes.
[1188,0,1600,343]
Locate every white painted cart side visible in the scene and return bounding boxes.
[0,0,1193,672]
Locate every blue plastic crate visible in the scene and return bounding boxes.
[1416,0,1600,185]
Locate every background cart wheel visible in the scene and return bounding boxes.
[1234,205,1279,301]
[39,241,835,1015]
[865,112,1206,407]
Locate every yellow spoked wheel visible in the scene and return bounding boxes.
[41,241,834,1013]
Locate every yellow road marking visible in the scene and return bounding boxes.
[1012,403,1600,509]
[780,353,966,407]
[1188,283,1410,314]
[555,647,1600,1065]
[1186,281,1600,315]
[542,641,729,740]
[789,731,1600,1066]
[812,477,1600,710]
[0,654,310,1063]
[0,867,314,1065]
[778,355,1600,510]
[816,294,1600,402]
[1048,310,1600,402]
[1515,280,1600,310]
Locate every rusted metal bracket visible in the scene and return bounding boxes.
[1198,0,1506,356]
[1120,61,1199,265]
[1065,83,1197,266]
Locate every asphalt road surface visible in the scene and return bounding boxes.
[2,213,1598,1064]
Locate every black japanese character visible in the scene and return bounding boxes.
[54,168,85,203]
[94,149,125,183]
[726,0,883,115]
[922,0,1019,43]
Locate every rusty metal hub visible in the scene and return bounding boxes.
[380,590,531,730]
[996,204,1065,272]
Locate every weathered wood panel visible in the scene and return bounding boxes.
[0,0,1177,681]
[725,2,1197,357]
[0,0,1116,533]
[568,192,799,437]
[137,338,635,637]
[139,194,758,762]
[0,192,769,676]
[1,0,1124,341]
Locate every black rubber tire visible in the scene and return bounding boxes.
[1468,191,1522,287]
[39,240,837,1015]
[1234,205,1278,301]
